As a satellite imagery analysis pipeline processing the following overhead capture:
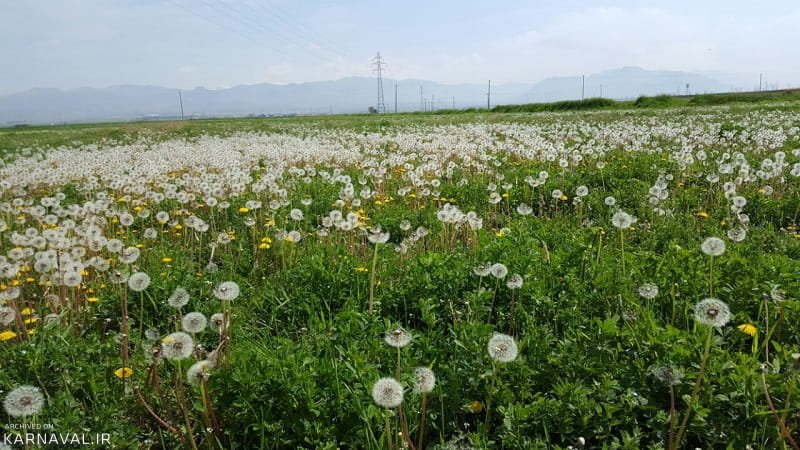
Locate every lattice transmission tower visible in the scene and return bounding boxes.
[372,52,387,113]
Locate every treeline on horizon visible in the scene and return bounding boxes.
[421,88,800,115]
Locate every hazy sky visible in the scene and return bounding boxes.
[1,0,798,95]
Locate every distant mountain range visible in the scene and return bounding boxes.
[0,67,739,125]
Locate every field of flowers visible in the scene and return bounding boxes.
[1,106,799,449]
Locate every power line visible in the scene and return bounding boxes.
[168,0,292,58]
[246,0,353,62]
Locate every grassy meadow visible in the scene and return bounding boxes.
[0,103,799,449]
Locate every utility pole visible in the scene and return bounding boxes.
[178,90,184,120]
[759,73,763,91]
[371,52,387,113]
[420,86,424,112]
[394,83,398,113]
[431,94,435,111]
[487,80,491,109]
[600,84,603,98]
[452,96,455,109]
[581,75,585,100]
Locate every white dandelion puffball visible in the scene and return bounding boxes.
[385,328,412,348]
[506,273,524,290]
[168,287,190,308]
[182,312,208,334]
[413,367,436,394]
[209,312,226,332]
[488,333,519,363]
[694,298,731,328]
[701,237,726,256]
[0,306,16,326]
[638,283,659,300]
[3,385,45,417]
[612,211,633,229]
[213,281,240,301]
[371,377,404,408]
[128,272,151,292]
[727,227,747,243]
[289,208,304,221]
[490,263,508,279]
[474,263,492,277]
[161,332,195,360]
[186,360,214,385]
[367,231,390,244]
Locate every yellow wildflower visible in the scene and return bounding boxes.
[114,367,134,378]
[161,257,173,263]
[0,331,17,341]
[737,324,757,337]
[238,207,250,213]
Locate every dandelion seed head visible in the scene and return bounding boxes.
[127,272,151,292]
[213,281,240,301]
[182,312,208,334]
[490,263,508,279]
[3,385,44,417]
[161,331,194,360]
[371,377,404,408]
[413,367,436,393]
[638,283,659,300]
[701,237,726,256]
[186,360,213,385]
[694,298,731,328]
[385,328,412,348]
[168,287,190,308]
[487,333,518,363]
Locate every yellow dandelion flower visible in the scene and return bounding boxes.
[737,324,757,337]
[468,400,483,413]
[25,277,35,283]
[135,243,144,249]
[114,367,134,378]
[174,224,183,230]
[559,195,568,201]
[0,331,17,341]
[26,329,36,335]
[238,207,250,213]
[697,211,709,218]
[355,266,368,273]
[374,200,383,205]
[161,257,173,263]
[21,307,34,316]
[23,317,39,325]
[87,297,99,303]
[258,243,270,249]
[502,193,509,198]
[10,280,20,286]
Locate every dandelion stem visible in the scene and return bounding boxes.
[708,256,714,297]
[668,383,676,450]
[368,243,380,314]
[174,364,199,450]
[417,393,427,450]
[619,228,625,276]
[672,326,713,450]
[384,413,394,450]
[760,366,800,450]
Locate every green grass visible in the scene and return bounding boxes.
[0,106,799,449]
